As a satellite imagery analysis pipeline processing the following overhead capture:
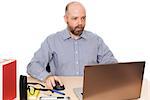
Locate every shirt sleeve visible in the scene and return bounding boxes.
[97,37,118,64]
[27,37,53,81]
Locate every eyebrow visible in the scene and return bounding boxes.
[71,16,86,19]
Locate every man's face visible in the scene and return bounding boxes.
[64,4,86,36]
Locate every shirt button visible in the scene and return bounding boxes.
[76,72,79,75]
[76,61,78,64]
[75,51,78,54]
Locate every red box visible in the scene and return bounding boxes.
[0,59,16,100]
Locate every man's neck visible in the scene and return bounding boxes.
[69,32,80,40]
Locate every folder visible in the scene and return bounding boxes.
[0,59,16,100]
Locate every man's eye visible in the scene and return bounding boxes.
[82,17,86,20]
[72,17,77,20]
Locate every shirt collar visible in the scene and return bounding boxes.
[62,29,71,40]
[80,31,87,39]
[63,28,88,40]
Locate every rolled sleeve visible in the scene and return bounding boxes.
[27,62,51,81]
[97,37,117,64]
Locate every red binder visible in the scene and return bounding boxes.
[0,59,16,100]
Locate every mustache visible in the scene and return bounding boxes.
[75,25,83,29]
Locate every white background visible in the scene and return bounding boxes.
[0,0,150,81]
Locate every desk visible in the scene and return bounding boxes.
[27,76,150,100]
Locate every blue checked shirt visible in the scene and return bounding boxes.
[27,29,117,81]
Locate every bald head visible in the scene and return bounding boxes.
[64,2,86,37]
[65,1,86,15]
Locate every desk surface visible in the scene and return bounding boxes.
[27,76,150,100]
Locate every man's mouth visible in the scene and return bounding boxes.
[76,27,82,30]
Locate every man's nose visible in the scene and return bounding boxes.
[78,19,82,25]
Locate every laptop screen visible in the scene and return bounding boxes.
[83,61,145,100]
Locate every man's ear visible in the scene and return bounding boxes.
[64,15,68,23]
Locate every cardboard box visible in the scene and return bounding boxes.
[0,59,16,100]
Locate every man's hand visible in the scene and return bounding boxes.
[45,76,63,89]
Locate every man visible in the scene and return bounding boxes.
[27,1,117,89]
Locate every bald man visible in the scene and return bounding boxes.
[27,2,117,89]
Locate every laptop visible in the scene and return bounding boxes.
[73,61,145,100]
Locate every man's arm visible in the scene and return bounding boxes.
[27,37,52,81]
[97,37,117,64]
[27,36,63,89]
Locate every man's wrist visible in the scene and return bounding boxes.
[43,74,52,82]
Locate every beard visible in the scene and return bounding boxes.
[67,23,85,36]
